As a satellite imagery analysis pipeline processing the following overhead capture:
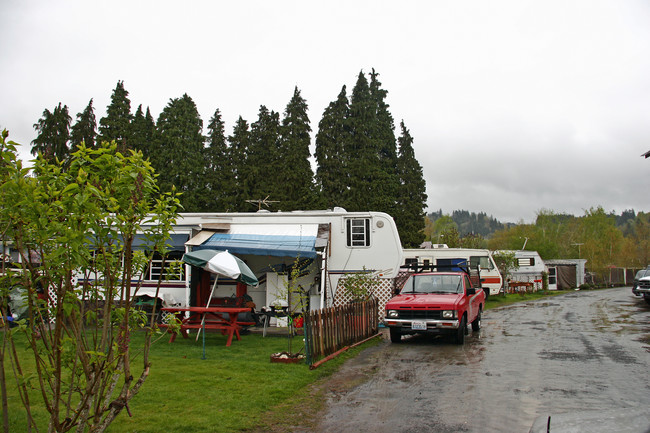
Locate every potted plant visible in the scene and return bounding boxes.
[270,257,312,363]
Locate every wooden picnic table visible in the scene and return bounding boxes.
[507,281,535,294]
[159,306,252,346]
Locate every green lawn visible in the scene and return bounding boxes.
[2,329,375,433]
[485,289,572,310]
[3,289,574,432]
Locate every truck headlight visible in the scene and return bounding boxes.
[386,310,398,318]
[442,310,456,319]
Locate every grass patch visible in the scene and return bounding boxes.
[2,329,375,433]
[485,289,572,310]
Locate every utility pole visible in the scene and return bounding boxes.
[572,243,584,258]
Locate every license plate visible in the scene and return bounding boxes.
[411,321,427,330]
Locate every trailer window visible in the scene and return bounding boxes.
[470,255,494,270]
[517,257,535,267]
[404,258,418,267]
[346,218,370,247]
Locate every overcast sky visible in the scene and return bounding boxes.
[2,0,650,223]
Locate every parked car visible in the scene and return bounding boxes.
[384,263,485,344]
[632,267,650,302]
[634,278,650,306]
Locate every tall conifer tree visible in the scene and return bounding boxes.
[346,72,374,211]
[315,85,350,209]
[205,109,236,211]
[346,70,399,212]
[228,116,251,211]
[246,106,281,209]
[279,87,316,210]
[98,81,133,148]
[70,99,97,150]
[369,69,400,215]
[131,105,156,160]
[31,102,71,163]
[395,121,427,247]
[154,94,204,211]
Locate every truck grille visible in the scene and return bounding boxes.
[639,280,650,289]
[395,310,442,320]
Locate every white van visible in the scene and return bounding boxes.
[402,247,503,296]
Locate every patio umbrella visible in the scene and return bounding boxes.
[182,249,258,286]
[182,249,258,344]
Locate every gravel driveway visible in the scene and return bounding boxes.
[310,288,650,432]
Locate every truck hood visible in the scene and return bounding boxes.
[386,293,461,310]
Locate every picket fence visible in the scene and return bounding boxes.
[303,297,379,367]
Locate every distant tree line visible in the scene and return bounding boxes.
[425,209,507,241]
[29,70,428,247]
[425,207,650,279]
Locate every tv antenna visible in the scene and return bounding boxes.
[245,196,280,210]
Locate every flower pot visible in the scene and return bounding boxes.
[270,351,305,364]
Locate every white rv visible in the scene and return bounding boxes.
[497,250,547,291]
[129,209,404,314]
[402,247,503,295]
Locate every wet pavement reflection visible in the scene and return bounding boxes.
[315,288,650,432]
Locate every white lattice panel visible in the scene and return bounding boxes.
[333,276,395,323]
[47,286,57,323]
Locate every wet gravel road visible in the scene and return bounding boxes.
[314,288,650,432]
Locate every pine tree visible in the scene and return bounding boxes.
[395,121,427,247]
[98,80,133,148]
[369,69,400,215]
[315,85,350,209]
[205,109,236,211]
[346,70,399,212]
[346,72,374,211]
[131,105,156,160]
[228,116,251,211]
[31,102,71,163]
[70,99,97,151]
[246,106,281,209]
[278,87,316,210]
[154,94,204,211]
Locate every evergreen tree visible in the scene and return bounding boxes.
[246,106,281,208]
[154,94,204,211]
[369,69,400,214]
[205,109,236,211]
[278,87,316,210]
[345,70,400,212]
[31,102,71,163]
[345,71,375,211]
[394,121,427,247]
[70,99,97,150]
[315,85,350,209]
[131,105,156,160]
[228,116,251,211]
[98,80,133,148]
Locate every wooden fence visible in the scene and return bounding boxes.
[303,297,379,367]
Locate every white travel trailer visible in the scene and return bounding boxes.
[402,247,503,295]
[497,250,547,291]
[129,209,404,315]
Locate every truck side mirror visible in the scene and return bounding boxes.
[466,287,476,296]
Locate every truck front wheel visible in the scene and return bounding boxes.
[455,316,467,345]
[471,308,482,332]
[389,327,402,343]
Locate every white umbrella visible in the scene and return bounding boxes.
[181,249,258,341]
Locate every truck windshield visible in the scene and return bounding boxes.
[401,274,463,294]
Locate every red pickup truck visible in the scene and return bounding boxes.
[384,265,485,344]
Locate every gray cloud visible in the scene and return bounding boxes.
[2,0,650,224]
